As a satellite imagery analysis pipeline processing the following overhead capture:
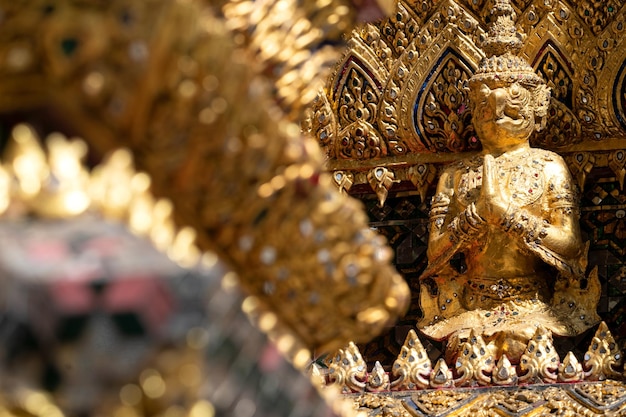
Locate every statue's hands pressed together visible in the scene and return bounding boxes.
[474,154,510,224]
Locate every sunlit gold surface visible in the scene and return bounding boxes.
[2,0,626,415]
[416,0,599,358]
[0,0,412,358]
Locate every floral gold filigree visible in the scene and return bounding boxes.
[390,330,432,390]
[583,322,623,381]
[519,327,559,383]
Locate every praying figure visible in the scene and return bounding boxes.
[417,0,600,360]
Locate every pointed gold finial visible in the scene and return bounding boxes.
[583,321,623,381]
[469,0,545,91]
[366,361,390,392]
[430,358,454,388]
[391,330,432,390]
[558,351,583,382]
[492,355,517,385]
[482,0,523,57]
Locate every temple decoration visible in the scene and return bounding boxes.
[559,351,584,382]
[314,0,626,415]
[319,325,626,415]
[390,330,432,390]
[3,0,626,416]
[492,355,518,385]
[583,322,623,381]
[454,330,493,386]
[416,0,600,361]
[313,0,626,199]
[367,167,399,206]
[0,0,414,360]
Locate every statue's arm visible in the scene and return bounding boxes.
[424,168,485,276]
[425,170,455,263]
[500,158,583,277]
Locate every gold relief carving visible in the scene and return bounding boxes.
[339,70,380,127]
[474,388,544,416]
[367,167,399,207]
[407,164,437,202]
[559,351,584,383]
[327,342,368,393]
[533,100,581,148]
[332,171,355,194]
[310,93,337,158]
[574,1,622,35]
[419,55,477,152]
[571,381,626,411]
[366,362,390,392]
[356,393,411,417]
[390,329,432,390]
[454,330,493,387]
[358,25,394,71]
[410,389,474,415]
[378,3,419,58]
[566,152,596,190]
[583,322,623,381]
[338,121,386,160]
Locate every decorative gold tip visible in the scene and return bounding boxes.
[430,358,454,388]
[559,351,584,382]
[469,0,544,89]
[391,329,431,390]
[327,342,367,393]
[519,326,559,383]
[319,322,626,403]
[367,167,399,207]
[454,330,493,387]
[583,321,623,381]
[366,362,390,392]
[481,0,523,57]
[332,171,354,194]
[492,355,517,385]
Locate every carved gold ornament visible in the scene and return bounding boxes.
[3,0,626,416]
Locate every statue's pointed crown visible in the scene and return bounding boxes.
[469,0,544,89]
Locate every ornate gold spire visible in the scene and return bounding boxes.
[469,0,545,90]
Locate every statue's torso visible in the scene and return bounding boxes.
[448,149,559,304]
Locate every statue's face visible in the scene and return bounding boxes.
[470,82,535,149]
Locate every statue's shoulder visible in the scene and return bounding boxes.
[449,154,482,170]
[528,147,561,160]
[529,147,568,168]
[530,148,570,179]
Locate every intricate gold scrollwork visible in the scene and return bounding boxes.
[390,329,432,390]
[583,321,623,381]
[454,331,493,387]
[518,327,559,384]
[327,342,368,393]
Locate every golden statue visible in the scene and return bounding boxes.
[418,0,600,359]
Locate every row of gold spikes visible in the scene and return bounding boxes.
[320,322,623,393]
